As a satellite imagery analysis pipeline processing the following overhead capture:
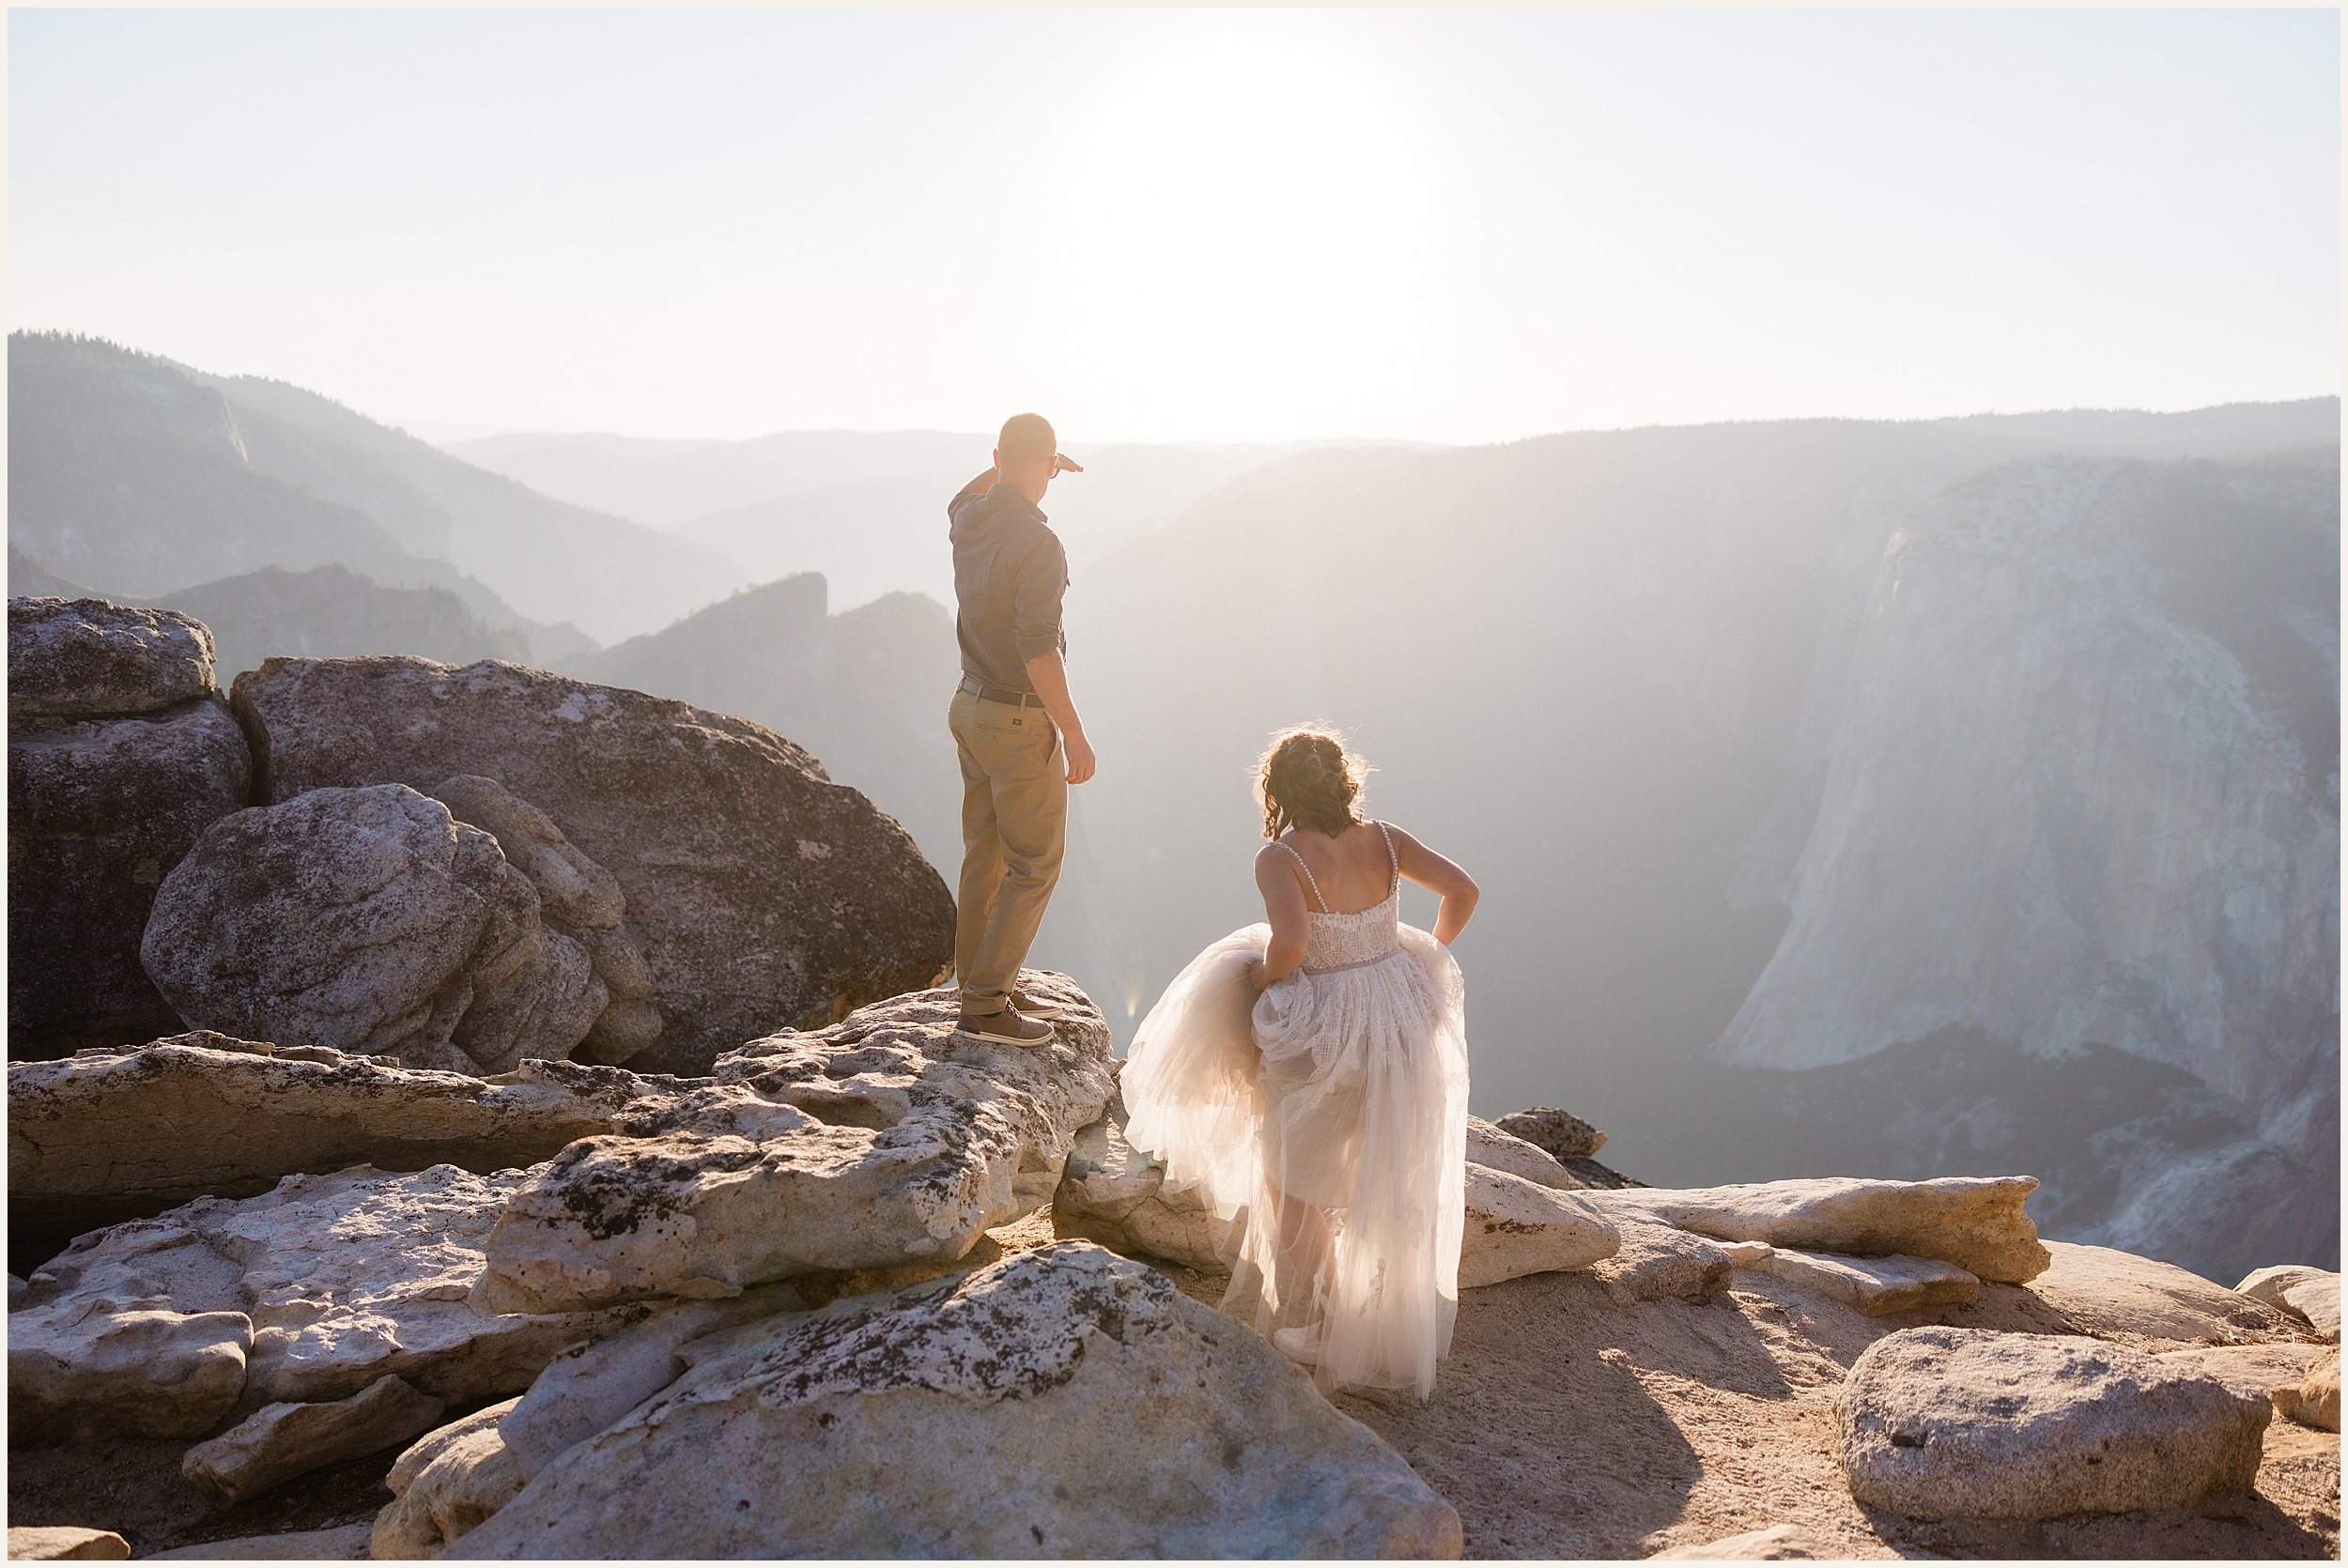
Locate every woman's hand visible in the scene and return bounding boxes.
[1244,954,1268,994]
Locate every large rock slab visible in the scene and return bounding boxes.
[2277,1347,2340,1432]
[8,1295,253,1444]
[142,784,608,1073]
[1466,1115,1579,1189]
[373,1399,529,1560]
[2237,1265,2341,1339]
[9,695,249,1054]
[8,596,216,718]
[12,1164,643,1441]
[446,1242,1463,1559]
[147,1524,374,1560]
[1052,1099,1235,1271]
[471,975,1115,1312]
[4,1528,130,1561]
[1591,1222,1736,1305]
[6,1038,678,1250]
[1750,1248,1981,1316]
[2028,1240,2310,1347]
[181,1373,445,1502]
[2154,1342,2330,1404]
[229,655,955,1075]
[1493,1105,1607,1160]
[1653,1524,1839,1560]
[1592,1175,2049,1284]
[498,1284,803,1480]
[1835,1326,2271,1518]
[1459,1164,1619,1288]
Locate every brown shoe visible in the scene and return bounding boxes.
[956,1007,1054,1047]
[1008,988,1055,1014]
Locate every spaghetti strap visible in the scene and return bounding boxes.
[1376,821,1399,895]
[1274,840,1332,914]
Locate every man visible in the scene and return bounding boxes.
[946,412,1096,1045]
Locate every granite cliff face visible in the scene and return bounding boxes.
[1716,454,2339,1283]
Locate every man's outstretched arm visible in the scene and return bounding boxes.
[1022,650,1097,785]
[954,467,998,501]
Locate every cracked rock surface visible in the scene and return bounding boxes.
[10,1164,645,1446]
[7,1037,680,1251]
[471,973,1115,1312]
[447,1241,1463,1560]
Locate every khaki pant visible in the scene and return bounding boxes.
[949,686,1067,1015]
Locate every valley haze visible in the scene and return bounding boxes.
[7,331,2335,1293]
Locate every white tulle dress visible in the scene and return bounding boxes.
[1121,822,1471,1398]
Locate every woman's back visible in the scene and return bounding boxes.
[1274,821,1403,915]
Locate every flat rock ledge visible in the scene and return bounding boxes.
[2029,1240,2315,1348]
[1743,1247,1982,1317]
[445,1242,1464,1559]
[1591,1175,2050,1284]
[1835,1326,2271,1519]
[471,974,1116,1313]
[7,1036,687,1249]
[2238,1265,2343,1341]
[9,1164,645,1446]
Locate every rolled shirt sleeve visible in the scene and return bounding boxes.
[1011,531,1070,665]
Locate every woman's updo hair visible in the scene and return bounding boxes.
[1257,725,1370,840]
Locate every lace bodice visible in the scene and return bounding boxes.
[1276,822,1404,973]
[1303,889,1403,971]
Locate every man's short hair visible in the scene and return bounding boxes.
[997,413,1057,468]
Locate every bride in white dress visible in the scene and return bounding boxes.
[1121,726,1478,1397]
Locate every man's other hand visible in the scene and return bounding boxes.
[1063,730,1098,786]
[1052,453,1084,475]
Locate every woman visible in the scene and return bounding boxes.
[1121,725,1478,1397]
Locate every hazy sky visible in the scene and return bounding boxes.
[9,8,2340,444]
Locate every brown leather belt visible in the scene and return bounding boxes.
[959,674,1040,708]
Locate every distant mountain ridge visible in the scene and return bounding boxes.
[193,370,738,640]
[451,427,1412,610]
[7,333,734,647]
[154,564,532,682]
